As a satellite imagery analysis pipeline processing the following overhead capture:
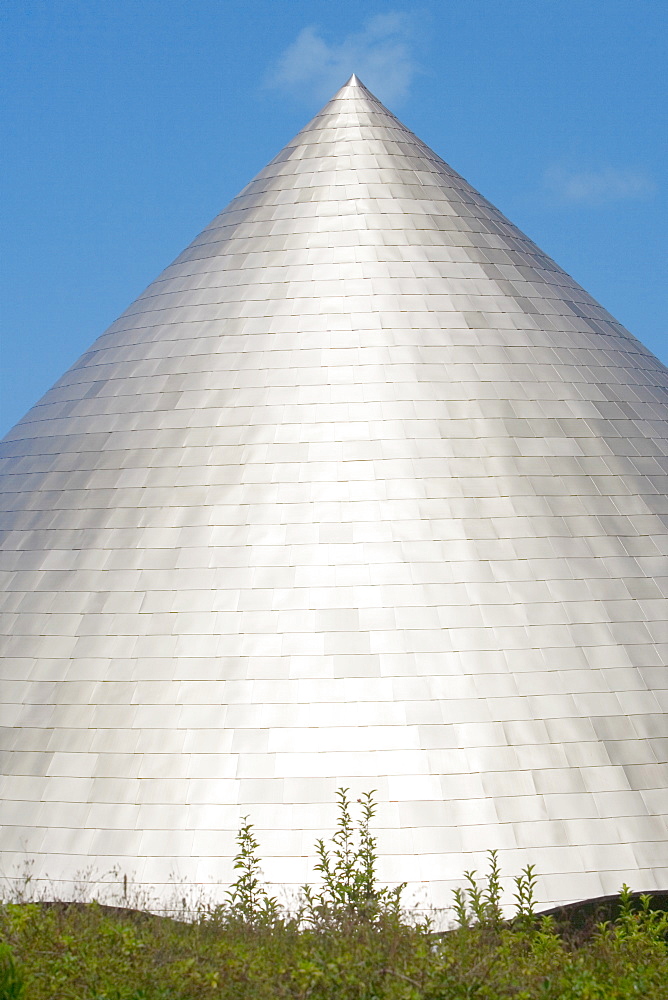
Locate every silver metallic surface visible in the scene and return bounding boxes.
[1,76,667,910]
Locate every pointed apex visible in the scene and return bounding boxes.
[334,72,369,97]
[322,73,391,116]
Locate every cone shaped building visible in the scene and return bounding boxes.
[1,77,667,910]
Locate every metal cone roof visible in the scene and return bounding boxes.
[1,76,667,910]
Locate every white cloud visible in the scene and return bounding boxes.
[265,13,417,106]
[544,165,656,206]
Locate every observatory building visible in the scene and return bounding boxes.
[1,77,667,910]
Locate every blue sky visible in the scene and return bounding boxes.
[1,0,666,436]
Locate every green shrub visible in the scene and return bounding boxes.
[301,788,407,928]
[0,943,24,1000]
[212,816,279,927]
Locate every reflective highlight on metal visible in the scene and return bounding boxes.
[1,76,667,910]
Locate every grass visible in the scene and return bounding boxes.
[2,791,667,999]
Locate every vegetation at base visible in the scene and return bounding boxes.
[1,790,667,999]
